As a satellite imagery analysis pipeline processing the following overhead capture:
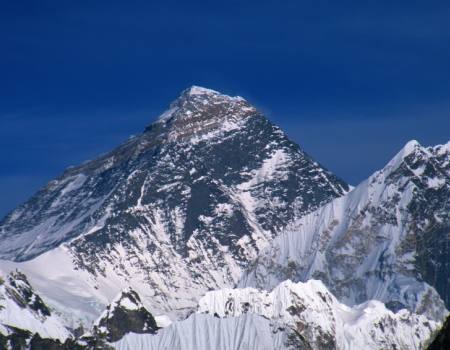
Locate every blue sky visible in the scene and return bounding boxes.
[1,0,450,218]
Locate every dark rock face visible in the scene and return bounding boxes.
[0,326,30,350]
[0,331,85,350]
[29,334,85,350]
[91,288,158,342]
[427,315,450,350]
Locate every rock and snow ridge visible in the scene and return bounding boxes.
[0,270,71,345]
[240,139,450,322]
[0,86,349,324]
[0,86,446,348]
[113,279,439,350]
[0,273,440,350]
[151,85,254,142]
[88,288,159,343]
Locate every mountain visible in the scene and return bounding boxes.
[74,288,160,349]
[0,270,71,348]
[0,273,440,350]
[1,86,445,349]
[0,86,349,323]
[113,280,438,350]
[88,288,159,342]
[0,272,160,350]
[240,140,450,321]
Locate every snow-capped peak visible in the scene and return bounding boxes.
[150,86,255,142]
[403,139,421,153]
[89,287,158,343]
[241,140,450,321]
[159,85,247,120]
[182,85,244,100]
[97,288,144,319]
[383,139,425,173]
[185,85,220,96]
[378,138,450,185]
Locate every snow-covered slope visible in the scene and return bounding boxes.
[114,313,280,350]
[0,86,349,324]
[0,270,70,345]
[113,280,439,350]
[241,140,450,321]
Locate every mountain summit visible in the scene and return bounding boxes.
[146,86,254,142]
[0,86,349,322]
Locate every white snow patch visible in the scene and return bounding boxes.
[427,176,446,188]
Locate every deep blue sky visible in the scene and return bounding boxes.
[1,1,450,218]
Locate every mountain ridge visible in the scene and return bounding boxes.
[240,139,450,321]
[0,87,447,349]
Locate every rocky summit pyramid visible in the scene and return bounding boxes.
[0,86,349,322]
